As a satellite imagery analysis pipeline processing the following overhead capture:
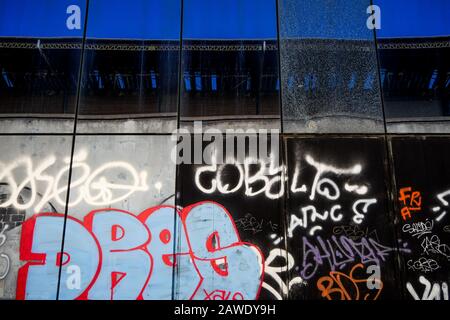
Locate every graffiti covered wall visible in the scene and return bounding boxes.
[0,134,448,300]
[390,137,450,300]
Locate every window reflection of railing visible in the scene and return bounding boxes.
[0,37,448,120]
[0,70,74,92]
[180,40,279,118]
[380,69,449,98]
[85,72,164,94]
[0,70,76,114]
[182,73,278,95]
[378,37,450,119]
[0,38,80,115]
[279,38,380,120]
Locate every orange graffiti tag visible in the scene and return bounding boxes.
[398,187,422,221]
[317,264,383,300]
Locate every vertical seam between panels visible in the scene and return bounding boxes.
[172,0,184,301]
[56,0,90,301]
[275,0,284,134]
[276,0,291,300]
[371,0,406,299]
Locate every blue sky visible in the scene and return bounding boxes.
[0,0,448,40]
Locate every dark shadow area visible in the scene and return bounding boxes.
[0,38,81,116]
[78,40,179,117]
[378,37,450,122]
